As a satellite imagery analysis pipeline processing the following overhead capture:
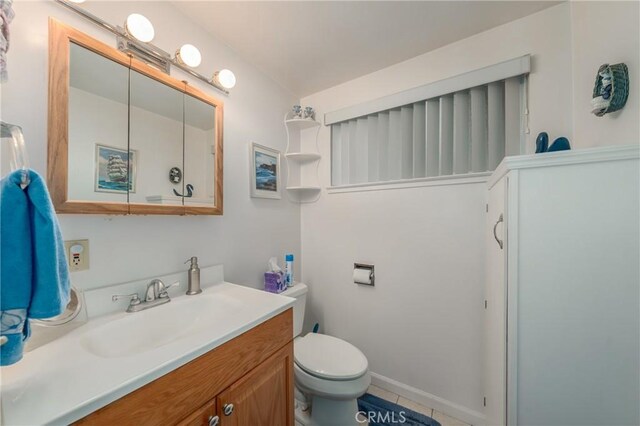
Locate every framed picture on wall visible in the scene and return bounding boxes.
[95,144,137,194]
[250,142,281,199]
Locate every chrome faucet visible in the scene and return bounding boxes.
[146,279,169,301]
[113,279,179,313]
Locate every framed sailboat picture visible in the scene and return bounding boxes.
[94,144,137,194]
[250,142,281,199]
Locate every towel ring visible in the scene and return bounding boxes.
[31,287,82,327]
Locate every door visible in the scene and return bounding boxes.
[484,176,507,426]
[217,342,294,426]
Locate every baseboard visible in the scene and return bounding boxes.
[369,372,485,426]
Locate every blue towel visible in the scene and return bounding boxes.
[1,169,70,365]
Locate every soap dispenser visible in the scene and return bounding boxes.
[185,257,201,295]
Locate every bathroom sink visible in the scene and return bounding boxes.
[80,293,242,358]
[1,278,295,426]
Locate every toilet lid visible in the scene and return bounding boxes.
[294,334,368,380]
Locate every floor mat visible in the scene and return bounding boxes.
[357,393,441,426]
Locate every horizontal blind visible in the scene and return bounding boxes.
[330,75,527,186]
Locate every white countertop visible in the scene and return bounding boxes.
[0,282,294,425]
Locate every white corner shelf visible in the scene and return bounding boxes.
[285,118,321,130]
[285,152,322,163]
[286,186,321,193]
[284,112,322,203]
[285,186,321,203]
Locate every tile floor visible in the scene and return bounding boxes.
[366,385,471,426]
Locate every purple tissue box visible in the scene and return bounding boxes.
[264,271,286,294]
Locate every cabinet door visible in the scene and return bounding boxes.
[217,342,293,426]
[177,399,217,426]
[183,91,218,211]
[67,42,130,207]
[484,176,507,426]
[128,69,185,213]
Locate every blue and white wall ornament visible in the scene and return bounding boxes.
[591,63,629,117]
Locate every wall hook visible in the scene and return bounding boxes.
[173,184,194,198]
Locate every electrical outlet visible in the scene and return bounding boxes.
[64,240,90,272]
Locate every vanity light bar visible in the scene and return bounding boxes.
[117,36,171,73]
[54,0,231,95]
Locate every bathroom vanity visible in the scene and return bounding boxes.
[75,310,293,426]
[0,273,295,426]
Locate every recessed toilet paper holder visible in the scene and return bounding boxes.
[354,263,375,286]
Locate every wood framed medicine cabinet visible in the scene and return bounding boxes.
[47,19,223,215]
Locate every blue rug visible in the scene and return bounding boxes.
[357,393,441,426]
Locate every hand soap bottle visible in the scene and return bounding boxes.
[185,257,202,295]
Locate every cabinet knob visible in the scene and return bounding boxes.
[208,415,220,426]
[223,403,234,416]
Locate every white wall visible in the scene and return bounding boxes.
[570,1,640,147]
[301,182,487,423]
[299,2,638,424]
[1,1,300,291]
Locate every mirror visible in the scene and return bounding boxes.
[184,93,217,207]
[48,19,223,215]
[128,70,184,208]
[68,42,129,204]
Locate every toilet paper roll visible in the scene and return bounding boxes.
[353,268,372,285]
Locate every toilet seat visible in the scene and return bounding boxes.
[294,363,371,400]
[294,333,368,381]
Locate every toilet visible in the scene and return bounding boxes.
[281,283,371,426]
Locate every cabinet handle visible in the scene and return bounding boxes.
[223,403,234,416]
[208,415,220,426]
[493,214,504,249]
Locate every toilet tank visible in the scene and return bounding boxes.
[281,283,308,338]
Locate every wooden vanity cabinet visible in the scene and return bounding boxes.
[217,344,293,426]
[75,309,293,426]
[176,400,217,426]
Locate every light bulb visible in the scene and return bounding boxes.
[214,69,236,90]
[176,44,202,68]
[125,14,155,43]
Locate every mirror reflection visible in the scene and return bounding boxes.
[68,43,129,202]
[128,70,184,205]
[183,94,216,206]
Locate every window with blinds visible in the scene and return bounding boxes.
[327,56,530,186]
